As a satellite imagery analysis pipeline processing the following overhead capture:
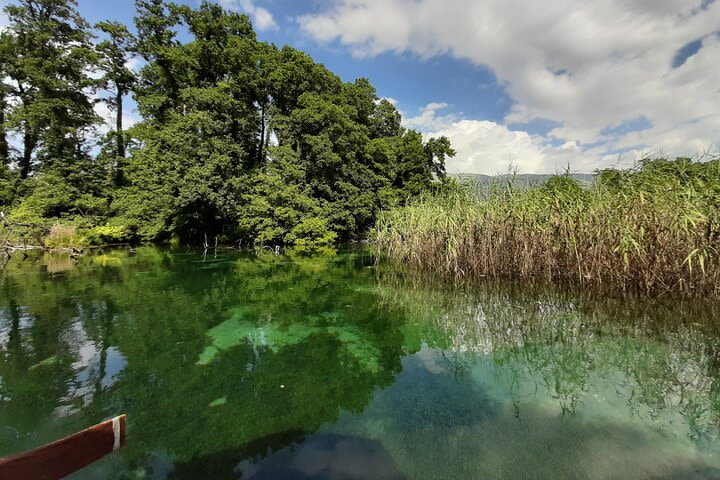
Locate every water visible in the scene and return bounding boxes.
[2,247,720,479]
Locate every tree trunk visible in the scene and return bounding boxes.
[0,101,8,164]
[20,125,36,179]
[257,103,266,166]
[115,87,125,185]
[265,122,271,157]
[116,87,124,159]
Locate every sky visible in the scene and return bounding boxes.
[1,0,719,174]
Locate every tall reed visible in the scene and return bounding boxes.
[373,157,720,297]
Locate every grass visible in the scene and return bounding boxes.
[373,156,720,297]
[43,224,86,249]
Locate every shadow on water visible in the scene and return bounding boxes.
[170,429,307,479]
[371,352,498,430]
[172,349,720,480]
[173,432,407,480]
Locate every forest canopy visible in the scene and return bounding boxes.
[0,0,454,251]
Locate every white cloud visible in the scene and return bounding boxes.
[403,102,458,131]
[250,7,277,31]
[125,57,143,73]
[93,98,140,137]
[299,0,720,172]
[219,0,278,31]
[0,8,8,32]
[434,120,645,175]
[413,103,635,174]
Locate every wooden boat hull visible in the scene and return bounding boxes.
[0,414,126,480]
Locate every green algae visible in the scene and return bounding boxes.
[327,326,380,372]
[28,355,58,371]
[197,316,380,372]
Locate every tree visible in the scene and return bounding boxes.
[2,0,98,178]
[0,33,12,165]
[250,42,279,167]
[370,98,403,139]
[424,136,455,181]
[133,0,181,122]
[95,21,136,184]
[1,0,455,250]
[122,1,259,241]
[0,95,9,166]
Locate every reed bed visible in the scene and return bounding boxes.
[373,157,720,297]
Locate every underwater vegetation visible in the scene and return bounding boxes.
[4,248,720,478]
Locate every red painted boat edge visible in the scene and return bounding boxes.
[0,414,126,480]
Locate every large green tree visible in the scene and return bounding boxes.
[95,21,137,184]
[1,0,454,250]
[132,0,181,123]
[119,1,260,241]
[2,0,98,178]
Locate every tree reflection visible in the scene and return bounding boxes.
[0,248,411,477]
[376,273,720,443]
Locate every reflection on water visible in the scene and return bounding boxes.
[1,248,720,479]
[235,433,406,480]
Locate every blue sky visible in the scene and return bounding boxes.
[72,0,511,124]
[2,0,719,173]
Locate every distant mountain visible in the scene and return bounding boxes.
[450,172,595,188]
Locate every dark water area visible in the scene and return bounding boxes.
[1,247,720,479]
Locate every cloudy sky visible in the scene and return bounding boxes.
[2,0,719,174]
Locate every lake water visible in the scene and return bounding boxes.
[2,247,720,479]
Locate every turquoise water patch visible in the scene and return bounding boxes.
[198,316,381,372]
[28,355,58,371]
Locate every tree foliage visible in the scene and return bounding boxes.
[0,0,454,251]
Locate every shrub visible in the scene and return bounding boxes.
[284,217,337,255]
[85,225,132,245]
[44,224,86,249]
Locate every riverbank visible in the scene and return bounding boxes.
[373,157,720,297]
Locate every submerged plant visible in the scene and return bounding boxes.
[197,309,381,372]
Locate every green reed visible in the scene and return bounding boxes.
[373,156,720,297]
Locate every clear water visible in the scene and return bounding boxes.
[2,247,720,479]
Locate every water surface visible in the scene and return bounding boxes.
[1,248,720,479]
